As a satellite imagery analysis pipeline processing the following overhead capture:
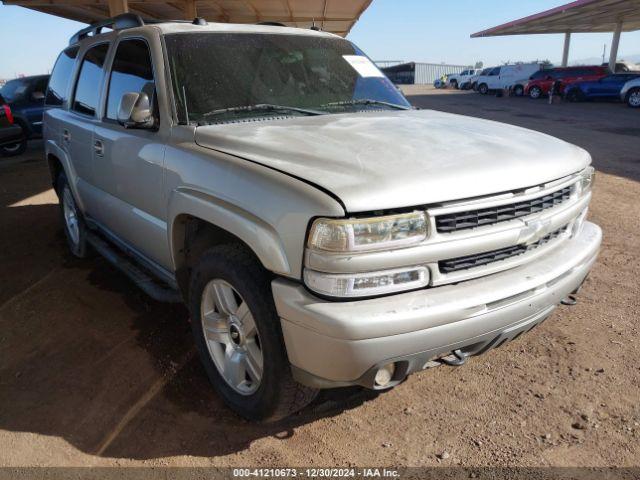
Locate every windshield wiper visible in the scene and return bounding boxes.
[200,103,325,120]
[320,99,411,110]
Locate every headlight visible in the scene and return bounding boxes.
[308,211,428,253]
[304,266,430,298]
[579,166,595,195]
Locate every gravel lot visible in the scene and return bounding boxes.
[0,89,638,469]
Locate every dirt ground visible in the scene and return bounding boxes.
[0,89,638,469]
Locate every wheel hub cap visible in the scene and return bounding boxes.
[200,279,263,395]
[62,187,80,245]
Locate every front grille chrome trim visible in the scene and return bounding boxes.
[439,226,569,274]
[435,186,572,233]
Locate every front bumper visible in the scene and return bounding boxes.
[273,221,601,389]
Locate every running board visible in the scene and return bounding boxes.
[87,232,182,303]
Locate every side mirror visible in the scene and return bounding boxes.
[32,91,45,101]
[545,75,553,81]
[117,92,154,129]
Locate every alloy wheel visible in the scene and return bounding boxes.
[200,279,263,395]
[62,187,80,245]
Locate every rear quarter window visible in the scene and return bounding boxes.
[45,47,79,107]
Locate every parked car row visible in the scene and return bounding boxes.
[469,63,640,108]
[0,74,50,157]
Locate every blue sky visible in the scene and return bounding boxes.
[0,0,639,78]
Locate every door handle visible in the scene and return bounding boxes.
[62,129,70,142]
[94,139,104,157]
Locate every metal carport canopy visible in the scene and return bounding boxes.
[1,0,373,36]
[471,0,640,69]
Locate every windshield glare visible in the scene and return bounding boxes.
[165,33,410,124]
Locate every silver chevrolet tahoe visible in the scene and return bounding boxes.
[44,14,602,422]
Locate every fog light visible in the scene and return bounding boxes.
[374,363,396,387]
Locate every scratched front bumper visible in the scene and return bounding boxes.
[272,222,601,389]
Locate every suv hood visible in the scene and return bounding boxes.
[195,110,590,212]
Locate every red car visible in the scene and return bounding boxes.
[524,66,610,99]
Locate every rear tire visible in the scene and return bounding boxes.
[189,244,318,422]
[626,88,640,108]
[0,119,27,157]
[513,84,524,97]
[56,172,89,258]
[529,86,543,99]
[478,83,489,95]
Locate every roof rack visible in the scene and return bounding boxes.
[69,13,144,45]
[69,14,210,45]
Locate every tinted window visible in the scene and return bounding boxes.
[46,48,79,106]
[489,67,500,76]
[106,39,155,121]
[0,79,28,103]
[72,43,109,116]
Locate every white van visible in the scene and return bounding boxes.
[476,63,547,95]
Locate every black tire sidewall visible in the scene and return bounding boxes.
[0,119,28,157]
[56,172,88,258]
[188,246,294,422]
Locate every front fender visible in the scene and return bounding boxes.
[168,188,291,276]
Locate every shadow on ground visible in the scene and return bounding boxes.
[0,152,380,460]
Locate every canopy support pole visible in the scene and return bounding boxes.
[183,0,197,19]
[108,0,128,16]
[561,32,571,67]
[609,21,623,72]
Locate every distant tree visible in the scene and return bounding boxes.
[475,61,483,69]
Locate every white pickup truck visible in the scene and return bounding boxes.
[448,68,481,89]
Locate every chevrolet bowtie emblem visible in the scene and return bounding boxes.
[519,218,552,245]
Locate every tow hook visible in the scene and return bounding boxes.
[561,294,578,306]
[440,349,468,367]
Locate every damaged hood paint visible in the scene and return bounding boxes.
[195,109,591,212]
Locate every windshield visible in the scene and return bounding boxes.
[165,33,410,124]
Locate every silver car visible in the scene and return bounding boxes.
[44,14,601,421]
[621,77,640,107]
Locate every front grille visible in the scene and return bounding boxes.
[439,226,568,274]
[435,186,572,233]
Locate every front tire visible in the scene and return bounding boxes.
[626,88,640,108]
[56,172,89,258]
[529,86,543,99]
[478,83,489,95]
[189,244,318,422]
[565,89,583,102]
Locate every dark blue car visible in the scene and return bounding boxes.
[564,73,640,102]
[0,75,49,156]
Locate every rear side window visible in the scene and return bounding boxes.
[106,39,155,121]
[72,43,110,116]
[45,47,79,106]
[0,79,27,103]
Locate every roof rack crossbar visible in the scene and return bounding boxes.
[69,13,145,45]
